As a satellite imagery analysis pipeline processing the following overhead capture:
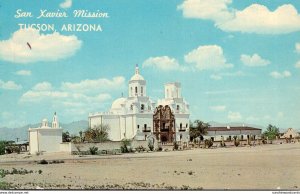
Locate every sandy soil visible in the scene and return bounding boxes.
[1,143,300,190]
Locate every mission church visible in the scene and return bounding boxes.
[88,65,190,143]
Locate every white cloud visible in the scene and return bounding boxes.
[210,74,222,80]
[0,80,22,90]
[142,56,187,71]
[177,0,233,23]
[60,0,72,9]
[61,76,125,94]
[210,71,244,80]
[32,82,53,91]
[270,70,291,79]
[295,61,300,68]
[240,54,270,67]
[184,45,233,70]
[296,43,300,54]
[20,77,125,117]
[228,111,242,121]
[219,4,300,34]
[15,70,31,76]
[178,1,300,34]
[0,28,82,64]
[210,105,226,112]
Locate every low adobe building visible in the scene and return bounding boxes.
[280,128,299,139]
[205,126,262,141]
[28,112,63,154]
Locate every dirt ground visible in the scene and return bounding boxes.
[0,143,300,190]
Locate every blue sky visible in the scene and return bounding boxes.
[0,0,300,130]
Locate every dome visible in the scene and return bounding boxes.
[130,65,145,81]
[42,118,48,122]
[111,97,127,110]
[130,73,144,81]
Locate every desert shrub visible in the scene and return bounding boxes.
[204,139,213,148]
[234,139,240,147]
[148,143,154,151]
[220,142,226,147]
[120,139,132,153]
[38,159,48,165]
[157,146,163,152]
[135,146,146,152]
[0,182,11,189]
[0,141,5,155]
[173,142,179,150]
[89,146,98,155]
[38,170,42,174]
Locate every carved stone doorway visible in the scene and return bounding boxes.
[153,105,175,143]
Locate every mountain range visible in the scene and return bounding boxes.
[0,120,88,141]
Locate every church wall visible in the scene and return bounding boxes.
[101,116,122,141]
[29,131,38,154]
[38,129,63,153]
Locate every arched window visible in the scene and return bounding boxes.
[130,104,133,110]
[141,86,143,96]
[135,87,138,96]
[141,104,145,111]
[180,123,182,130]
[176,105,180,111]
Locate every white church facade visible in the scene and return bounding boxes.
[28,112,63,154]
[88,66,190,143]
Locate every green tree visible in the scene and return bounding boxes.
[189,120,210,142]
[263,124,280,141]
[84,124,110,143]
[0,141,5,155]
[62,131,71,142]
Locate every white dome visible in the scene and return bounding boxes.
[111,97,127,110]
[42,118,48,122]
[130,73,144,81]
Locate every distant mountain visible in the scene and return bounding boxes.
[0,120,88,141]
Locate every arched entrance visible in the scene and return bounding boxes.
[153,105,175,143]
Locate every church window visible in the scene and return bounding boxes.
[141,86,143,96]
[137,125,140,129]
[141,104,145,111]
[186,123,188,128]
[144,124,147,130]
[130,104,133,110]
[176,105,180,111]
[180,123,182,130]
[135,87,138,96]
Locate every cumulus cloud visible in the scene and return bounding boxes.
[142,56,187,71]
[210,71,245,80]
[270,71,291,79]
[0,80,22,90]
[210,105,226,112]
[296,43,300,54]
[295,61,300,68]
[184,45,233,70]
[228,111,242,121]
[0,28,82,64]
[15,70,31,76]
[177,0,233,23]
[240,54,270,67]
[61,76,125,94]
[178,1,300,34]
[32,82,53,91]
[20,77,125,117]
[60,0,72,9]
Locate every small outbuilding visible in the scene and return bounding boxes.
[281,128,299,139]
[28,112,63,154]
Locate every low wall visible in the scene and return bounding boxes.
[70,140,156,155]
[60,142,72,153]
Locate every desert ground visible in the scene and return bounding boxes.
[0,143,300,190]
